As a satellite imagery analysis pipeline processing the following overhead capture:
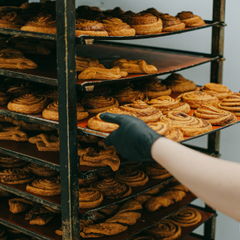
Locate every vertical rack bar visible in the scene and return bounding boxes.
[56,0,80,239]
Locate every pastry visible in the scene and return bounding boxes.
[79,188,103,209]
[114,168,149,187]
[103,7,125,18]
[76,19,108,37]
[76,56,104,72]
[42,101,89,121]
[79,173,98,187]
[11,119,53,131]
[78,66,128,80]
[165,129,184,142]
[164,73,197,92]
[9,198,34,214]
[0,155,27,168]
[0,92,9,106]
[177,91,219,109]
[193,104,237,125]
[142,162,171,179]
[81,85,111,98]
[0,10,25,29]
[147,122,170,136]
[90,177,132,199]
[97,168,114,179]
[201,82,234,99]
[24,163,58,177]
[42,88,58,102]
[218,95,240,116]
[7,93,47,114]
[0,48,38,69]
[78,134,99,144]
[161,111,212,137]
[159,14,185,32]
[145,195,174,212]
[176,11,205,28]
[171,206,202,227]
[0,225,7,240]
[0,129,28,141]
[81,95,119,114]
[102,17,135,36]
[127,13,163,35]
[0,168,34,184]
[111,58,158,74]
[26,177,61,196]
[148,96,191,114]
[120,100,163,123]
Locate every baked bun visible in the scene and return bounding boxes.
[176,11,205,27]
[217,95,240,116]
[76,56,104,72]
[159,14,185,32]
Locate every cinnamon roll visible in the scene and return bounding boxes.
[76,56,104,72]
[176,11,205,28]
[0,10,25,29]
[120,100,162,123]
[79,188,103,209]
[218,95,240,116]
[142,162,171,179]
[193,104,237,125]
[177,91,219,109]
[25,163,58,177]
[26,177,61,196]
[147,122,170,136]
[159,14,185,32]
[0,155,27,168]
[90,177,132,199]
[79,173,98,187]
[165,129,184,142]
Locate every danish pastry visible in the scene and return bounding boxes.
[79,173,98,187]
[159,14,185,32]
[25,163,58,177]
[176,11,205,28]
[79,188,103,209]
[217,95,240,116]
[142,162,171,179]
[76,56,104,72]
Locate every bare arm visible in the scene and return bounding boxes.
[152,137,240,222]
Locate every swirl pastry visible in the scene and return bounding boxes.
[79,173,98,187]
[42,88,58,102]
[9,198,34,214]
[76,56,104,72]
[0,10,25,29]
[0,155,27,168]
[102,17,135,36]
[176,11,205,28]
[7,93,47,114]
[81,95,119,114]
[76,19,108,37]
[78,147,120,171]
[127,13,163,35]
[142,162,171,179]
[161,111,212,137]
[88,108,137,132]
[0,48,38,70]
[145,219,181,239]
[148,96,191,115]
[79,188,103,209]
[0,225,7,240]
[26,177,61,196]
[25,163,58,177]
[0,129,28,141]
[90,177,132,199]
[165,129,184,142]
[201,82,234,99]
[171,207,202,227]
[159,14,185,32]
[177,91,219,109]
[111,58,158,74]
[114,168,149,187]
[0,168,34,184]
[120,100,162,123]
[42,101,89,121]
[217,95,240,116]
[193,104,237,125]
[164,73,197,92]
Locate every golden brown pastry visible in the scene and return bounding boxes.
[142,162,171,179]
[76,56,104,72]
[217,95,240,116]
[79,188,103,209]
[9,198,34,214]
[120,100,163,123]
[0,10,25,29]
[26,177,61,196]
[201,82,234,99]
[24,163,58,177]
[127,13,163,35]
[0,129,28,141]
[164,128,184,142]
[79,173,98,187]
[111,58,158,74]
[0,155,27,168]
[176,11,205,28]
[164,73,197,92]
[193,104,237,125]
[145,195,174,212]
[159,14,185,32]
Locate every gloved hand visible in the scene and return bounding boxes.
[100,113,162,161]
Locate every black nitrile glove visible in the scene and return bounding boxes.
[100,113,162,161]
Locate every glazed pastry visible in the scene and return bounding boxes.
[78,66,128,80]
[111,86,148,105]
[0,48,38,69]
[0,155,27,168]
[127,13,163,35]
[171,206,202,227]
[102,17,135,36]
[111,58,158,74]
[0,129,28,141]
[120,100,163,123]
[42,101,89,121]
[0,168,34,184]
[164,73,196,92]
[7,93,47,114]
[159,14,185,32]
[0,10,25,29]
[90,177,132,199]
[177,91,219,109]
[9,198,34,214]
[201,82,234,99]
[79,173,98,187]
[218,95,240,116]
[81,95,119,114]
[145,219,181,239]
[114,168,149,187]
[26,177,61,196]
[193,104,237,125]
[148,96,191,114]
[76,56,104,72]
[176,11,205,27]
[0,225,7,240]
[25,163,58,177]
[161,111,212,137]
[78,147,120,171]
[79,188,103,209]
[142,162,171,179]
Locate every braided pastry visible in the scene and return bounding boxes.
[159,14,185,32]
[0,154,27,168]
[217,95,240,116]
[79,188,103,209]
[76,56,104,72]
[24,163,58,177]
[142,162,171,179]
[176,11,205,28]
[26,177,61,196]
[193,104,237,125]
